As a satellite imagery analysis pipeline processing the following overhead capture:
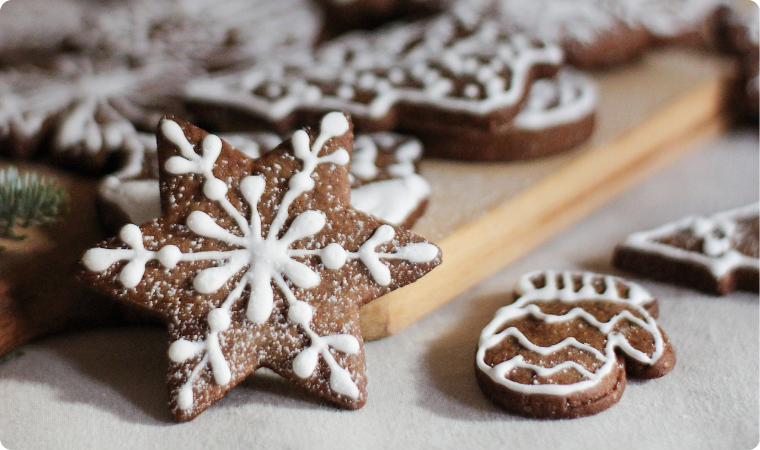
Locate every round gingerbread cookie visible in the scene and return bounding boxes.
[476,270,676,419]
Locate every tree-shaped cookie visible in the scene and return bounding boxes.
[79,112,441,421]
[614,203,759,295]
[476,270,675,418]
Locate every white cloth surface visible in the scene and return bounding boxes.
[0,130,757,449]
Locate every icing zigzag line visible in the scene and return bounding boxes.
[477,270,665,396]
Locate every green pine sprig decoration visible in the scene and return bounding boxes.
[0,166,70,241]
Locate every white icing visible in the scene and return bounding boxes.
[100,177,162,225]
[66,0,320,69]
[350,174,430,226]
[513,70,597,131]
[0,56,183,160]
[184,16,563,123]
[100,132,430,227]
[493,0,629,45]
[623,0,728,38]
[622,203,760,278]
[488,0,726,44]
[476,270,665,396]
[84,113,438,410]
[746,4,760,46]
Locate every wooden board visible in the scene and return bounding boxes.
[0,49,731,354]
[360,48,730,339]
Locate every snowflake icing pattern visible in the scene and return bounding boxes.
[83,112,439,413]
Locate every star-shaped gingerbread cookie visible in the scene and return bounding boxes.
[614,203,759,295]
[79,112,441,421]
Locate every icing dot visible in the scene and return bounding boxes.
[292,347,319,378]
[265,83,283,98]
[290,172,315,191]
[169,339,198,363]
[477,66,495,83]
[208,308,231,332]
[288,301,313,324]
[340,70,357,84]
[303,85,322,103]
[322,243,347,270]
[388,68,405,84]
[330,367,359,399]
[204,178,228,201]
[358,73,377,89]
[320,112,350,137]
[337,85,355,99]
[177,388,194,411]
[157,245,182,268]
[120,223,143,248]
[397,243,438,262]
[464,84,480,99]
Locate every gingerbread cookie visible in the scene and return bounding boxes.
[96,130,282,233]
[97,131,430,232]
[348,133,430,227]
[476,270,676,419]
[184,14,567,161]
[417,68,597,160]
[627,0,728,46]
[0,55,188,174]
[79,112,441,421]
[63,0,321,70]
[315,0,444,37]
[471,0,725,68]
[614,203,760,295]
[715,2,759,122]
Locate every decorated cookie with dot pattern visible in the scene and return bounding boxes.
[97,129,430,233]
[614,203,760,295]
[476,270,676,419]
[184,14,570,161]
[79,112,441,421]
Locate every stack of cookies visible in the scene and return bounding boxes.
[0,0,754,424]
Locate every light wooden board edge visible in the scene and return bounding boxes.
[360,78,726,340]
